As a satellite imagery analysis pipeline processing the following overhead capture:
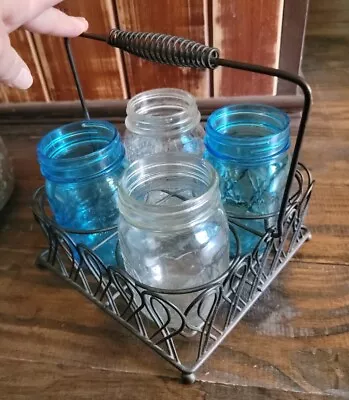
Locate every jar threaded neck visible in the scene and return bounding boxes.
[118,153,221,231]
[37,120,125,183]
[125,88,201,137]
[205,104,290,166]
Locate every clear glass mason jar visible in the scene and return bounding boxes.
[117,153,230,330]
[124,88,204,162]
[37,120,126,266]
[0,136,14,211]
[204,104,291,255]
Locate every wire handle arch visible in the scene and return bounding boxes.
[64,29,312,237]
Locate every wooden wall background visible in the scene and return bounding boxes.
[0,0,307,104]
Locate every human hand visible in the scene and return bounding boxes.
[0,0,88,89]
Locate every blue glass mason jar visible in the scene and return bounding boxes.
[204,104,291,255]
[37,120,126,267]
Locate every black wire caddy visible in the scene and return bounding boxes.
[32,30,314,384]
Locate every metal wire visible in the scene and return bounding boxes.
[33,164,313,383]
[80,32,107,42]
[73,29,312,236]
[215,58,312,237]
[64,38,90,119]
[107,29,219,69]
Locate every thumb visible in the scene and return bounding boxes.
[0,35,33,89]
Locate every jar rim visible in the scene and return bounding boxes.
[37,119,125,183]
[118,153,220,231]
[205,104,290,165]
[206,104,290,143]
[125,88,201,137]
[37,120,119,164]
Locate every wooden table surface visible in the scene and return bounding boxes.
[1,8,349,400]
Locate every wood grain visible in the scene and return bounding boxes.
[115,0,209,98]
[213,0,283,96]
[0,30,48,103]
[307,0,349,37]
[1,4,349,397]
[0,358,346,400]
[32,0,126,101]
[0,95,304,125]
[0,243,349,397]
[1,359,346,400]
[0,0,311,103]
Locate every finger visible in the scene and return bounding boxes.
[2,0,64,32]
[0,39,33,89]
[24,8,88,37]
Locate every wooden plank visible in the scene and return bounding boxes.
[277,0,309,94]
[303,34,349,103]
[0,249,349,398]
[0,358,344,399]
[0,95,304,124]
[0,30,48,103]
[293,185,349,265]
[213,0,284,96]
[115,0,209,98]
[32,0,126,101]
[306,0,349,37]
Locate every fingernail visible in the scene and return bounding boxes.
[11,68,33,90]
[75,17,89,31]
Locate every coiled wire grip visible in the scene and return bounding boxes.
[108,29,219,69]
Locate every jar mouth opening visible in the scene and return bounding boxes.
[37,120,119,165]
[205,104,290,164]
[125,88,200,137]
[118,153,219,228]
[206,104,290,144]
